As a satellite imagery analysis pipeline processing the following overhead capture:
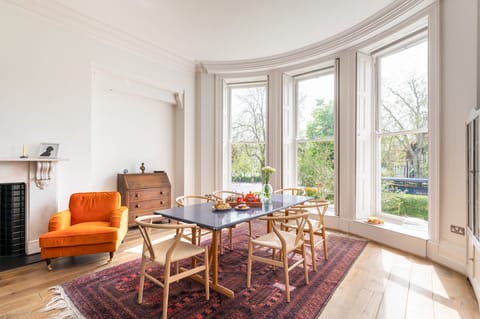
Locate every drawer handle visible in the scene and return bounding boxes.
[135,204,140,208]
[135,193,139,198]
[160,201,164,205]
[160,191,164,195]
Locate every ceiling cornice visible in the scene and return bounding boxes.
[198,0,436,74]
[4,0,195,71]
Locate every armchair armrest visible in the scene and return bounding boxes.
[110,206,129,229]
[48,210,71,231]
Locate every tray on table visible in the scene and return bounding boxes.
[227,201,263,208]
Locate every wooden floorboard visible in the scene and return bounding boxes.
[0,229,479,319]
[319,240,480,319]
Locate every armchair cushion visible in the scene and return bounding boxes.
[70,192,121,224]
[40,222,118,247]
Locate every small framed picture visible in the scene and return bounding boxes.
[37,143,59,158]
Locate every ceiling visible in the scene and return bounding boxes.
[55,0,396,62]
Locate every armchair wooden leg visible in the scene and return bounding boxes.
[46,259,52,271]
[108,252,114,262]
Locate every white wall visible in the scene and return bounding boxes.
[91,69,176,191]
[0,2,195,212]
[438,0,477,248]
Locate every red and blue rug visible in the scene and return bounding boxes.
[44,222,367,319]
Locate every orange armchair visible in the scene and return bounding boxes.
[39,192,128,270]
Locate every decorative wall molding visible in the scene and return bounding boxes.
[4,0,195,71]
[199,0,435,74]
[93,66,183,106]
[35,161,53,189]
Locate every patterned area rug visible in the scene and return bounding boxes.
[44,221,367,319]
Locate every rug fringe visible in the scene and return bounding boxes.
[41,286,85,319]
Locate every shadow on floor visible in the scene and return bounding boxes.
[0,253,42,271]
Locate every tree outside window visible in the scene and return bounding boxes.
[378,40,429,220]
[229,85,266,192]
[295,73,335,202]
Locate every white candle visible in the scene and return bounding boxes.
[22,144,26,157]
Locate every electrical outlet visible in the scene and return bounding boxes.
[450,225,465,235]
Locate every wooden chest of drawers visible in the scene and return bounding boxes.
[117,172,171,227]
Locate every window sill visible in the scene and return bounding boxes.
[347,219,428,257]
[358,218,428,240]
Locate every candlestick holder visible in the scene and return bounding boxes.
[20,144,28,158]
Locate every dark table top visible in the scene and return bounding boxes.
[154,194,311,230]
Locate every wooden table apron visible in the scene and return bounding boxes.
[154,194,311,298]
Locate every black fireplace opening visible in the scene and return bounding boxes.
[0,183,42,271]
[0,183,26,256]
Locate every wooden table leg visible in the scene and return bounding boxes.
[211,230,219,285]
[187,229,234,298]
[191,226,197,268]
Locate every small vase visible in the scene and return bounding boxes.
[262,183,273,202]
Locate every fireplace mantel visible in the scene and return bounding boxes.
[0,159,66,254]
[0,158,66,189]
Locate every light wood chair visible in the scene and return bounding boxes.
[135,215,209,319]
[270,187,306,219]
[212,190,253,250]
[247,211,310,302]
[175,195,214,247]
[273,187,306,196]
[283,199,329,272]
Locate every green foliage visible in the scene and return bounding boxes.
[297,99,335,201]
[231,143,264,183]
[297,141,334,199]
[381,191,428,220]
[305,99,334,138]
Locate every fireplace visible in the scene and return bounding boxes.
[0,160,60,255]
[0,183,26,256]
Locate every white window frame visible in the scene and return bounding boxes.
[294,68,336,184]
[282,63,338,214]
[222,79,268,191]
[355,12,440,243]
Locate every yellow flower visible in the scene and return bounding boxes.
[304,187,318,197]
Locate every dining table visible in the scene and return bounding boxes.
[154,193,311,298]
